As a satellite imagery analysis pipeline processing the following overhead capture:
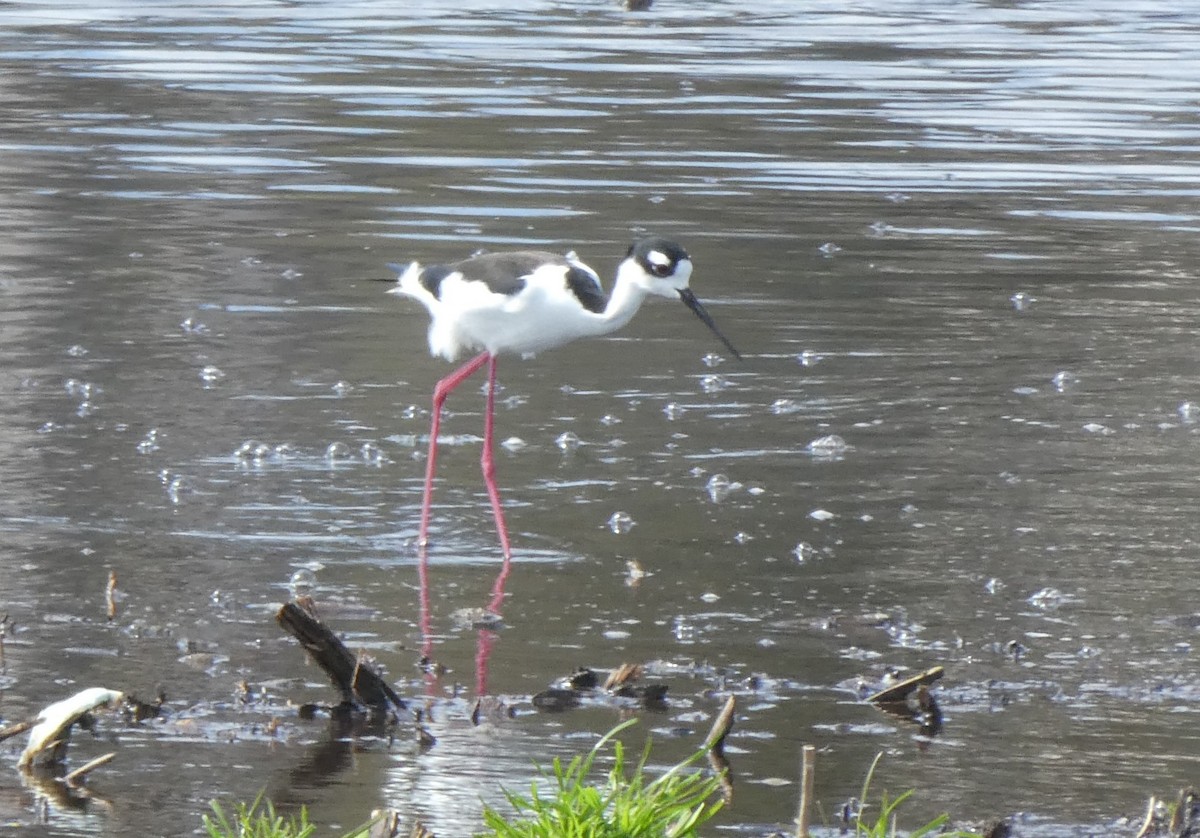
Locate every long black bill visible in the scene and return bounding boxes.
[678,288,742,360]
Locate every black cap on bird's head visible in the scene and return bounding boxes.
[625,237,742,360]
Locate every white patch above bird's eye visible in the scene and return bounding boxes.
[647,250,671,268]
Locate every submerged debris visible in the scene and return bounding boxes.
[532,663,670,712]
[865,666,944,737]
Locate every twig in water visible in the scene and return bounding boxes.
[795,744,816,838]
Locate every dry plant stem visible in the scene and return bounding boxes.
[705,695,736,752]
[795,744,816,838]
[1133,795,1157,838]
[64,752,116,785]
[0,719,35,743]
[105,571,118,621]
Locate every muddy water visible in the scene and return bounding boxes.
[2,1,1200,835]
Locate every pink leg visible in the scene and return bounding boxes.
[481,355,513,561]
[418,350,491,549]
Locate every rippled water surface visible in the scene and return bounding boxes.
[3,1,1200,835]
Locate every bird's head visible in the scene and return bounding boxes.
[622,237,741,360]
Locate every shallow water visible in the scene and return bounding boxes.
[2,1,1200,835]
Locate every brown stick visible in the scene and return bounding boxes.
[106,571,119,621]
[64,752,116,785]
[0,719,35,743]
[705,695,736,753]
[795,744,816,838]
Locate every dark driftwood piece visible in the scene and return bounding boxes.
[275,601,405,712]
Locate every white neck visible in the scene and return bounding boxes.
[595,262,654,334]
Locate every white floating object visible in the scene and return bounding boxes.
[19,687,124,769]
[809,509,835,521]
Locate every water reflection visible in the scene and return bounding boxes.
[1,0,1200,834]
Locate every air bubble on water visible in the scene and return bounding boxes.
[706,473,741,503]
[330,380,351,397]
[700,592,720,603]
[281,268,303,280]
[818,242,842,257]
[1082,422,1112,435]
[809,508,835,521]
[867,220,890,237]
[1027,587,1067,609]
[76,401,94,418]
[401,405,420,420]
[885,192,911,204]
[793,542,817,563]
[607,511,635,534]
[200,365,225,384]
[599,413,622,427]
[66,344,88,357]
[984,577,1005,594]
[1012,386,1038,396]
[797,350,820,367]
[37,421,58,434]
[733,531,753,544]
[648,194,665,204]
[181,317,210,335]
[360,442,385,466]
[289,568,318,596]
[1179,402,1197,423]
[235,440,267,461]
[1051,371,1076,392]
[325,441,351,461]
[699,374,728,393]
[702,353,724,368]
[807,434,848,456]
[501,436,526,452]
[137,429,160,454]
[167,476,189,504]
[771,398,802,415]
[65,378,93,398]
[672,616,696,644]
[1010,291,1035,311]
[274,443,294,458]
[663,402,684,420]
[555,431,581,451]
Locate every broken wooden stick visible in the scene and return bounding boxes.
[795,744,816,838]
[275,600,405,713]
[64,752,117,786]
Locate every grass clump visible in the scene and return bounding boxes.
[477,718,725,838]
[850,752,981,838]
[203,792,315,838]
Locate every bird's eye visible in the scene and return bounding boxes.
[645,250,674,277]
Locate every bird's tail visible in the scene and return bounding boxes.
[386,261,424,299]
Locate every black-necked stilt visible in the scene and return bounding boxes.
[390,236,740,560]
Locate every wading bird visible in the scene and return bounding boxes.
[390,237,740,559]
